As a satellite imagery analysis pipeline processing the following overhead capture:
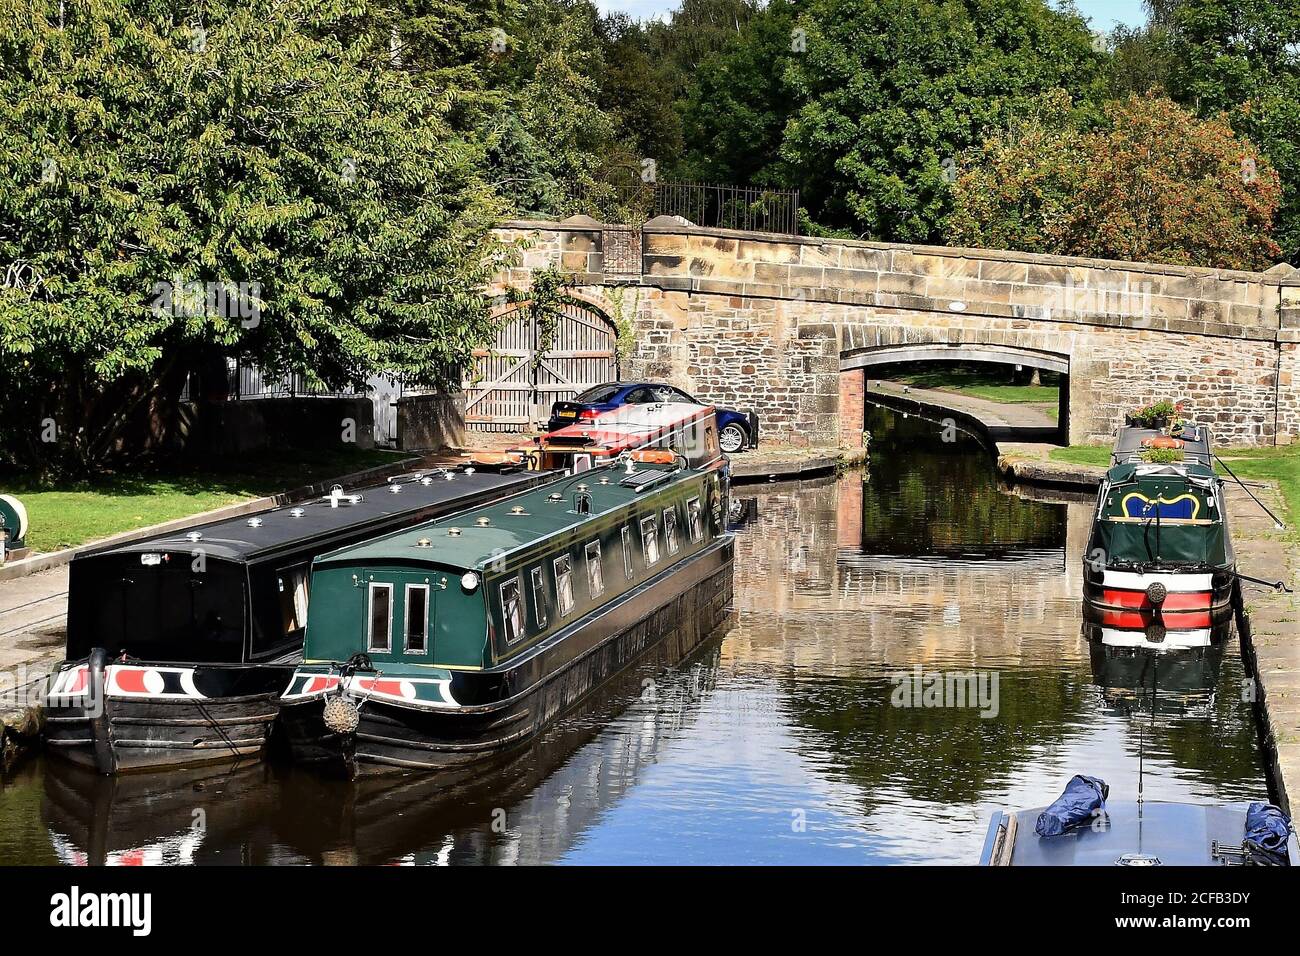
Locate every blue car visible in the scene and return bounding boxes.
[548,382,759,453]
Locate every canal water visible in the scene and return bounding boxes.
[0,405,1269,865]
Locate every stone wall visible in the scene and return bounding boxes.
[396,391,466,452]
[491,219,1298,447]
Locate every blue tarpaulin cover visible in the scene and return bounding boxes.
[1035,775,1109,838]
[1243,803,1293,866]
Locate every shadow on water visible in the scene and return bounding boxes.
[857,402,1067,559]
[0,403,1269,866]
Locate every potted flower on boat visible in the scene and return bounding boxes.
[1125,400,1178,430]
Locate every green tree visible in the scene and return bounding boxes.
[644,0,760,101]
[950,93,1282,270]
[596,13,683,174]
[947,92,1086,254]
[483,1,652,221]
[1157,0,1300,261]
[781,0,1103,241]
[0,0,505,473]
[677,0,799,186]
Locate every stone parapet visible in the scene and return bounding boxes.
[489,219,1297,447]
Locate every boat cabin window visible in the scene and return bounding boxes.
[573,454,592,474]
[586,541,604,598]
[554,555,576,617]
[530,567,548,629]
[640,516,660,566]
[500,576,525,644]
[368,583,393,652]
[1101,481,1214,523]
[68,554,246,664]
[277,565,311,639]
[687,497,704,542]
[404,584,429,654]
[664,506,681,555]
[621,526,634,579]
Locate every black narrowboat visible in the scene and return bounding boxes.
[43,467,554,774]
[279,407,734,777]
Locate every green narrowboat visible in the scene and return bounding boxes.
[279,428,733,777]
[1082,421,1235,649]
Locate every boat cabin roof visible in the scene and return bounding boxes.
[1111,423,1213,468]
[76,468,548,565]
[982,801,1299,866]
[538,402,718,457]
[315,460,708,573]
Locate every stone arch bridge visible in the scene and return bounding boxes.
[490,218,1300,447]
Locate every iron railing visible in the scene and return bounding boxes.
[653,182,800,235]
[573,180,801,236]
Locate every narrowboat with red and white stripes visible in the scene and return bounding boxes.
[43,467,555,774]
[278,406,733,777]
[1082,422,1235,649]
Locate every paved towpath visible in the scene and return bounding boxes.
[0,566,67,718]
[867,380,1059,441]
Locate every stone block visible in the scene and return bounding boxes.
[979,260,1029,284]
[839,247,890,271]
[738,239,801,263]
[801,244,842,268]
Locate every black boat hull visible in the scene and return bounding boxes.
[280,536,735,777]
[43,658,292,774]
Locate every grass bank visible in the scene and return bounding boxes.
[2,448,408,553]
[883,364,1061,419]
[1049,443,1300,534]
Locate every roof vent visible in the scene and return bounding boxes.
[246,517,263,528]
[420,476,434,486]
[185,531,203,543]
[475,516,491,527]
[547,493,563,503]
[447,528,462,536]
[389,484,403,494]
[415,537,431,548]
[290,508,305,518]
[508,506,528,516]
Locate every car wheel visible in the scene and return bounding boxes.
[719,423,748,454]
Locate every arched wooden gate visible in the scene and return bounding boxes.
[464,301,619,432]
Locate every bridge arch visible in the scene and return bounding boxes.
[837,341,1071,445]
[839,342,1069,375]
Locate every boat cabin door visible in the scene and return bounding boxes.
[363,570,441,660]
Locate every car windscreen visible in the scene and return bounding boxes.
[65,553,247,663]
[574,384,621,404]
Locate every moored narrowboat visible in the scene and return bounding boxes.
[43,467,555,774]
[981,775,1297,866]
[279,410,734,777]
[1082,422,1235,649]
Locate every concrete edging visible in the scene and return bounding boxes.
[733,450,863,481]
[0,456,421,583]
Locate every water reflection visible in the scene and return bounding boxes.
[0,404,1270,866]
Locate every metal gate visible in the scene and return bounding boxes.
[464,302,618,432]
